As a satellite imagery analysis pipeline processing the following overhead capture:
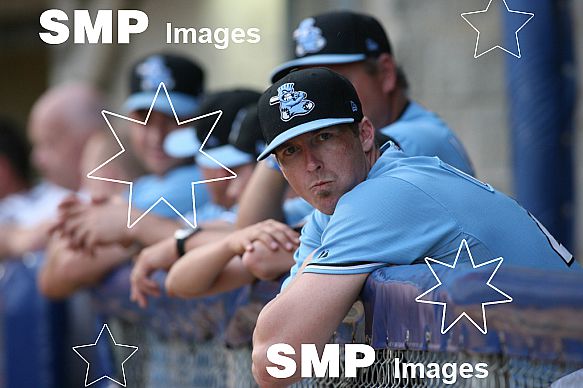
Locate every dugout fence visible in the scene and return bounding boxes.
[94,262,583,387]
[3,260,582,387]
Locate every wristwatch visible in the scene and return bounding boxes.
[174,226,202,257]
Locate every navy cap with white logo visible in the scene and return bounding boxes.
[124,53,205,119]
[257,67,362,161]
[270,11,392,82]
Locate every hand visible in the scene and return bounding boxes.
[241,240,296,280]
[227,219,300,256]
[130,237,178,308]
[58,196,129,251]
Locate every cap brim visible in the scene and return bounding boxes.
[197,144,254,168]
[256,118,355,161]
[123,91,200,118]
[270,54,366,83]
[163,127,201,158]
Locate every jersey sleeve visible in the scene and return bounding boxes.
[304,177,461,275]
[280,210,328,289]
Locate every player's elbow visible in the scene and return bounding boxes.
[252,307,302,387]
[252,342,301,387]
[164,270,181,297]
[38,266,76,299]
[165,267,200,298]
[252,344,276,387]
[242,251,276,280]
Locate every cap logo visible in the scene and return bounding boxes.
[350,101,358,112]
[269,82,315,122]
[136,56,175,91]
[294,18,326,57]
[228,108,247,144]
[317,250,329,259]
[365,38,379,52]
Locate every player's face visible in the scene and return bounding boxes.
[128,110,187,176]
[226,162,255,206]
[275,124,370,215]
[200,162,255,209]
[28,113,85,191]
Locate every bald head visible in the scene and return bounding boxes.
[28,83,105,191]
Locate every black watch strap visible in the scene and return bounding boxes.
[175,227,202,257]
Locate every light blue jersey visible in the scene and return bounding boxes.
[379,101,474,176]
[271,101,475,233]
[283,144,574,288]
[131,164,210,219]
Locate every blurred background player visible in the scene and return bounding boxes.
[130,91,294,307]
[52,53,211,253]
[42,52,209,296]
[0,83,107,388]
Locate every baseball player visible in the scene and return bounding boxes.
[271,10,473,174]
[237,10,473,250]
[250,68,577,386]
[130,92,297,307]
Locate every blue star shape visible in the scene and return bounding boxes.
[87,82,236,228]
[415,239,512,334]
[72,323,138,387]
[461,0,534,58]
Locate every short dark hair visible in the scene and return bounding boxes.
[347,121,400,149]
[0,117,32,182]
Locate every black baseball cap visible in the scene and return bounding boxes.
[124,53,205,118]
[232,104,265,160]
[164,89,262,168]
[257,67,362,161]
[270,11,392,82]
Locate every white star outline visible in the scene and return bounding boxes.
[415,239,513,334]
[461,0,534,59]
[87,82,237,229]
[72,323,138,387]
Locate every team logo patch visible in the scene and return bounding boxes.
[294,18,326,56]
[269,82,315,122]
[136,56,175,91]
[365,38,379,52]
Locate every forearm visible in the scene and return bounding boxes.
[252,272,368,386]
[127,211,181,246]
[0,224,50,258]
[165,236,239,298]
[236,162,288,228]
[184,228,232,251]
[40,237,131,299]
[192,257,256,297]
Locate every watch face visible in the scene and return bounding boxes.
[174,228,194,240]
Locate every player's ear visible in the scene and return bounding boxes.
[359,117,375,153]
[376,53,397,94]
